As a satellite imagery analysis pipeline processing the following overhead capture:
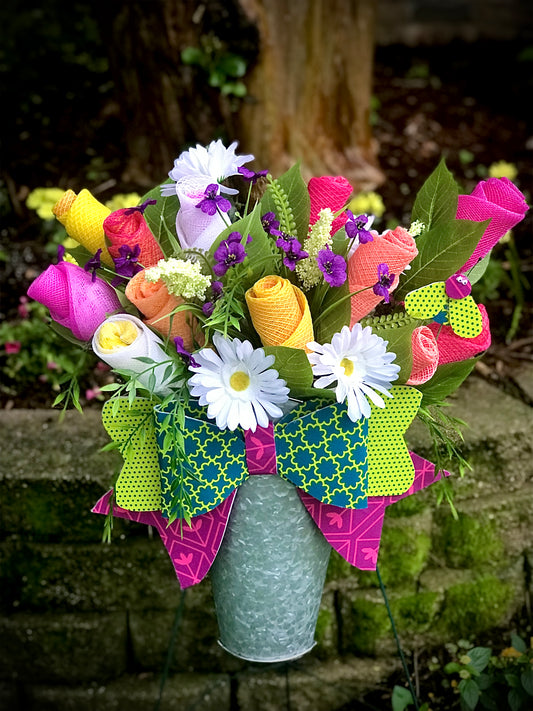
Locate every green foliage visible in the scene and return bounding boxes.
[361,310,422,383]
[444,637,533,710]
[260,164,311,241]
[416,358,479,407]
[140,181,181,258]
[181,34,248,97]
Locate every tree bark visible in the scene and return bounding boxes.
[95,0,382,190]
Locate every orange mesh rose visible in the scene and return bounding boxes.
[125,270,201,351]
[406,326,439,386]
[245,275,314,351]
[53,189,112,264]
[348,226,418,325]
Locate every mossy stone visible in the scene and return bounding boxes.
[434,511,504,569]
[377,522,431,587]
[437,575,514,638]
[341,594,391,655]
[390,591,440,633]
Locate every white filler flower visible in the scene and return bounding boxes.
[188,333,289,432]
[307,324,400,422]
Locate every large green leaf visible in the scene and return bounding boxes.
[417,357,479,406]
[361,311,422,383]
[140,180,181,258]
[314,281,352,344]
[411,158,459,229]
[259,163,311,241]
[395,218,488,301]
[262,346,314,397]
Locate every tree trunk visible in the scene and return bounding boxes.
[237,0,383,190]
[95,0,382,190]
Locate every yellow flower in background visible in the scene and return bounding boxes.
[26,188,66,220]
[105,193,142,211]
[488,161,518,181]
[348,191,385,219]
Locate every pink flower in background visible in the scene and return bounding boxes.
[27,261,123,341]
[17,296,30,319]
[85,387,102,401]
[4,341,21,355]
[458,177,529,272]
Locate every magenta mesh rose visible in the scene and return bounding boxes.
[458,177,529,272]
[27,261,123,341]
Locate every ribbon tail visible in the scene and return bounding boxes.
[297,452,450,572]
[92,490,236,588]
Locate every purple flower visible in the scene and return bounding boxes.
[317,246,347,287]
[211,280,223,298]
[83,249,102,283]
[238,166,269,184]
[57,244,66,262]
[174,336,199,368]
[276,233,309,271]
[213,232,247,276]
[261,211,282,237]
[373,263,395,303]
[124,198,157,216]
[195,184,232,216]
[345,211,374,244]
[202,280,224,315]
[113,244,143,279]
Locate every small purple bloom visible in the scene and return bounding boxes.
[113,243,143,279]
[211,280,223,298]
[261,211,283,237]
[202,301,214,316]
[238,166,269,184]
[196,183,232,216]
[57,244,66,262]
[345,210,374,244]
[276,233,309,271]
[213,234,247,276]
[124,198,157,216]
[83,249,102,283]
[317,246,347,287]
[174,336,199,368]
[373,263,395,303]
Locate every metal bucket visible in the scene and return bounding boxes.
[209,475,331,663]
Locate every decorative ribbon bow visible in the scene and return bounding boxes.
[92,387,448,587]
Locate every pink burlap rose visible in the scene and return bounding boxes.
[428,304,491,365]
[308,176,353,235]
[406,326,439,386]
[458,177,529,273]
[27,262,123,341]
[104,209,164,268]
[348,226,418,325]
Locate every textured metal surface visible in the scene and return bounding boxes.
[210,475,331,662]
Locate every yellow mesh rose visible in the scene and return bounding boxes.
[53,188,112,264]
[245,275,314,351]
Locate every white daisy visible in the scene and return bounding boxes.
[307,324,400,422]
[162,140,254,196]
[188,333,289,432]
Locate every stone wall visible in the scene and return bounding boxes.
[1,368,532,710]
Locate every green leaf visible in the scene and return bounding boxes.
[511,634,528,654]
[411,158,459,229]
[458,678,480,710]
[391,685,415,711]
[395,218,489,301]
[140,181,181,258]
[314,282,351,344]
[444,662,464,674]
[260,163,311,241]
[417,358,479,406]
[508,688,525,711]
[181,46,205,66]
[468,253,491,285]
[262,346,313,397]
[218,54,247,77]
[521,668,533,696]
[361,311,422,383]
[467,647,492,674]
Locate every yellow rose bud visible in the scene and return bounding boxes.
[53,188,112,264]
[98,320,139,352]
[245,275,314,351]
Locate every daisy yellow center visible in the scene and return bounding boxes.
[340,357,354,377]
[98,321,138,351]
[230,370,250,392]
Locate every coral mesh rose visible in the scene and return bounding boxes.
[245,275,314,351]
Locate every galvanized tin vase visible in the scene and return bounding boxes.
[209,475,331,663]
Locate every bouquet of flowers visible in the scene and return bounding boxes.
[27,139,528,662]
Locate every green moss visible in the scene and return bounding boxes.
[391,591,440,633]
[435,512,504,568]
[343,597,390,655]
[437,575,514,638]
[378,524,431,586]
[386,492,430,518]
[325,551,380,588]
